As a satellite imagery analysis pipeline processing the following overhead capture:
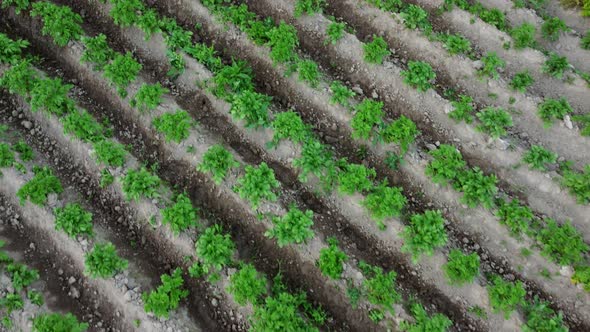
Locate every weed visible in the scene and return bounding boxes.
[400,303,452,332]
[542,53,569,78]
[537,98,573,127]
[131,83,168,112]
[475,107,513,138]
[196,224,235,271]
[17,166,63,206]
[267,22,299,63]
[425,144,466,185]
[541,17,568,41]
[142,268,189,318]
[352,99,383,139]
[380,115,419,153]
[32,313,88,332]
[30,77,76,116]
[104,52,142,97]
[522,145,557,171]
[266,207,315,247]
[7,263,39,291]
[269,111,310,147]
[362,181,406,227]
[54,203,93,238]
[562,166,590,204]
[444,249,480,285]
[495,199,533,237]
[400,4,429,30]
[235,162,280,209]
[31,2,83,47]
[228,263,266,305]
[0,34,29,64]
[538,219,588,265]
[325,21,345,45]
[85,242,128,278]
[478,52,505,79]
[488,276,526,319]
[401,61,436,91]
[402,210,448,262]
[510,23,536,49]
[121,167,160,201]
[162,193,199,235]
[509,71,534,93]
[297,59,321,87]
[294,0,325,17]
[152,110,192,142]
[197,145,240,184]
[363,35,391,64]
[93,140,126,167]
[449,95,475,123]
[317,237,347,279]
[338,163,376,195]
[81,34,115,70]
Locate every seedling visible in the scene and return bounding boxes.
[31,2,83,47]
[562,166,590,204]
[131,83,169,112]
[510,23,536,49]
[297,59,321,87]
[93,140,126,167]
[17,166,63,206]
[475,107,513,138]
[522,145,557,171]
[542,53,569,78]
[399,303,452,331]
[162,193,199,235]
[351,99,384,139]
[541,17,568,41]
[121,167,160,201]
[196,225,235,271]
[197,145,240,184]
[85,242,128,278]
[537,98,573,127]
[142,268,189,318]
[401,61,436,92]
[402,210,448,262]
[362,181,406,226]
[294,0,325,17]
[363,35,391,64]
[325,21,345,45]
[104,52,142,97]
[337,163,376,195]
[54,203,93,238]
[478,52,505,79]
[81,34,115,70]
[495,199,533,237]
[227,263,267,305]
[449,95,474,123]
[152,109,192,142]
[487,276,525,319]
[443,249,480,285]
[509,71,534,93]
[230,90,272,128]
[317,237,347,279]
[234,162,280,208]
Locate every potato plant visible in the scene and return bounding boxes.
[541,17,568,42]
[380,115,420,153]
[400,4,430,30]
[351,99,384,140]
[401,61,436,92]
[267,22,299,64]
[401,210,448,262]
[449,95,475,123]
[478,52,505,79]
[362,181,406,229]
[522,145,557,171]
[17,166,63,206]
[325,21,346,45]
[227,263,267,305]
[162,193,199,235]
[510,23,536,49]
[196,225,235,272]
[84,242,128,278]
[14,140,33,162]
[152,109,193,143]
[235,162,280,209]
[297,59,321,88]
[294,0,325,17]
[142,268,189,318]
[522,298,568,332]
[542,53,569,78]
[363,35,391,64]
[562,166,590,204]
[509,71,534,93]
[425,144,466,185]
[265,207,315,247]
[130,83,169,112]
[230,90,272,128]
[453,167,498,208]
[292,140,337,186]
[487,276,526,319]
[269,111,310,147]
[495,199,533,237]
[29,77,76,116]
[121,167,161,201]
[329,81,356,106]
[537,98,573,127]
[80,34,115,70]
[32,313,88,332]
[53,203,94,238]
[197,145,240,184]
[317,237,347,280]
[93,140,127,167]
[7,263,39,291]
[359,262,401,313]
[30,2,83,47]
[475,107,513,138]
[337,163,376,195]
[0,143,15,168]
[399,303,452,332]
[441,33,472,55]
[537,219,588,265]
[0,0,30,14]
[62,110,105,143]
[443,249,480,285]
[0,33,29,64]
[104,52,142,97]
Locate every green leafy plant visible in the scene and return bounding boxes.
[449,94,474,123]
[0,143,15,168]
[522,297,568,332]
[542,53,569,78]
[363,35,391,64]
[14,140,33,161]
[441,33,471,55]
[142,268,189,318]
[250,292,315,331]
[582,30,590,50]
[359,262,401,313]
[230,90,272,128]
[509,71,534,93]
[351,99,383,139]
[269,111,310,147]
[235,162,280,209]
[443,249,480,285]
[195,225,235,271]
[32,313,88,332]
[537,98,573,127]
[227,263,266,305]
[31,2,83,47]
[479,8,506,30]
[137,8,161,39]
[27,290,44,306]
[62,110,105,143]
[297,59,321,87]
[0,60,36,97]
[325,21,345,45]
[1,293,23,314]
[292,140,337,185]
[0,0,30,14]
[399,303,452,332]
[267,22,299,64]
[362,181,406,227]
[7,263,39,291]
[152,110,192,142]
[80,34,115,70]
[166,51,185,78]
[84,242,128,278]
[400,4,429,30]
[495,199,533,237]
[478,52,505,79]
[30,77,76,116]
[17,166,63,206]
[197,145,239,184]
[317,237,347,279]
[329,81,356,106]
[454,167,498,208]
[130,83,168,112]
[475,107,513,138]
[562,166,590,204]
[104,52,142,97]
[209,60,254,99]
[108,0,144,27]
[487,276,526,319]
[572,265,590,291]
[266,207,315,247]
[294,0,325,17]
[573,113,590,136]
[162,193,199,235]
[402,210,448,262]
[425,144,466,185]
[380,115,419,153]
[510,22,536,49]
[93,140,126,167]
[54,203,93,238]
[541,17,568,41]
[121,167,160,201]
[401,61,436,92]
[99,169,114,188]
[337,163,376,195]
[0,34,29,64]
[522,145,557,170]
[537,218,588,265]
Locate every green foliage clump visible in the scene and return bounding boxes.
[367,0,403,12]
[14,140,33,161]
[329,81,356,106]
[363,35,391,64]
[0,0,30,14]
[0,34,29,64]
[541,17,568,41]
[537,98,573,127]
[475,107,513,138]
[292,140,336,185]
[537,219,588,265]
[478,52,505,79]
[522,298,568,332]
[351,99,383,140]
[542,53,569,78]
[197,145,239,184]
[0,143,15,168]
[162,193,199,235]
[449,95,474,123]
[62,110,104,143]
[454,167,498,208]
[337,163,376,195]
[325,21,346,45]
[54,203,93,238]
[359,262,401,313]
[572,265,590,291]
[381,115,419,152]
[152,110,192,142]
[509,71,534,93]
[442,34,472,55]
[266,207,315,247]
[30,78,75,116]
[131,83,168,112]
[510,23,536,49]
[7,263,39,291]
[196,225,235,271]
[108,0,144,27]
[400,4,429,30]
[402,210,448,262]
[572,113,590,136]
[270,111,310,146]
[228,264,266,305]
[399,303,453,332]
[32,313,88,332]
[210,60,253,99]
[85,242,128,278]
[294,0,325,17]
[17,166,63,206]
[362,181,406,225]
[522,145,557,171]
[443,249,480,285]
[142,268,189,318]
[487,276,526,319]
[235,162,280,208]
[31,2,83,47]
[297,59,321,87]
[93,140,126,167]
[104,52,142,97]
[401,61,436,92]
[27,290,44,306]
[250,292,316,332]
[1,293,23,314]
[317,237,347,280]
[562,166,590,204]
[0,60,36,97]
[582,30,590,50]
[479,8,506,30]
[495,199,533,237]
[267,22,299,63]
[425,144,466,185]
[121,167,160,201]
[80,34,115,70]
[230,90,271,128]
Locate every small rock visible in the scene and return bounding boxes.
[69,286,80,299]
[559,266,573,278]
[426,143,437,151]
[211,298,218,307]
[22,121,32,129]
[564,115,573,129]
[68,276,76,284]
